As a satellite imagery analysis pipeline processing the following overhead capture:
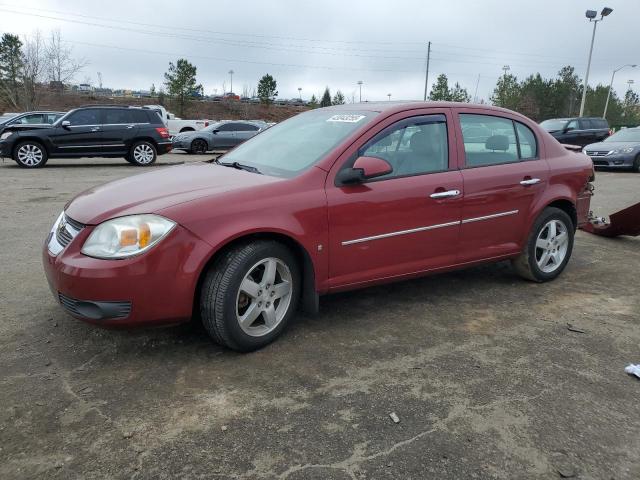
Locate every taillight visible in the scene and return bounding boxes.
[204,121,209,127]
[155,127,170,139]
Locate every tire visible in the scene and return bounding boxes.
[200,241,300,352]
[191,139,208,155]
[128,141,157,166]
[13,141,48,168]
[633,154,640,173]
[512,207,574,282]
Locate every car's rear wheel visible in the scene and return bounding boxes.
[128,141,157,166]
[200,241,300,352]
[191,139,208,154]
[14,141,48,168]
[512,207,574,282]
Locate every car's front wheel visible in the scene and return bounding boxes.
[191,139,208,154]
[128,141,157,166]
[14,141,48,168]
[200,241,300,351]
[512,207,574,282]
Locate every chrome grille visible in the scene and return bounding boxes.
[54,214,84,249]
[586,150,610,157]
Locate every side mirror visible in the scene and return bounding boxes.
[61,120,71,129]
[212,129,220,134]
[337,156,393,185]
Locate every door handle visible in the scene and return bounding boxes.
[126,125,135,129]
[520,178,541,186]
[90,127,101,132]
[430,189,461,199]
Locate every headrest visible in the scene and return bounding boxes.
[485,135,509,151]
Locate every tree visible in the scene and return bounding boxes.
[450,82,470,103]
[332,90,345,105]
[320,87,332,107]
[0,33,23,109]
[622,88,640,124]
[163,59,202,117]
[308,94,318,109]
[45,30,87,85]
[428,74,450,101]
[491,73,520,110]
[552,66,581,117]
[257,73,277,105]
[20,31,47,111]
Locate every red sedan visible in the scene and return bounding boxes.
[43,102,594,351]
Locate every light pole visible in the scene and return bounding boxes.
[579,7,613,117]
[228,70,234,94]
[387,93,392,101]
[298,87,302,101]
[357,80,363,102]
[603,64,636,119]
[502,65,510,79]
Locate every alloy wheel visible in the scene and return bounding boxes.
[235,257,293,337]
[133,144,155,164]
[17,144,43,166]
[535,219,569,273]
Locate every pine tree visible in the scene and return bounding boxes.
[320,87,332,107]
[332,90,345,105]
[308,94,318,109]
[428,74,451,101]
[257,73,277,105]
[163,59,202,117]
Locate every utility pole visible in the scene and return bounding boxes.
[357,80,363,102]
[228,70,234,94]
[473,74,480,103]
[423,41,431,101]
[579,8,613,117]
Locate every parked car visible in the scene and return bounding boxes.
[144,104,211,136]
[43,102,594,351]
[0,105,171,167]
[0,111,65,135]
[0,112,19,124]
[583,127,640,171]
[539,117,609,147]
[172,120,266,153]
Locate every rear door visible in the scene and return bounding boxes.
[49,108,103,154]
[234,123,260,144]
[455,110,549,263]
[326,109,463,289]
[101,108,140,154]
[579,119,597,146]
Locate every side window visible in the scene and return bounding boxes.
[131,110,149,123]
[16,114,44,124]
[579,119,593,129]
[67,109,101,126]
[104,109,134,124]
[460,114,518,167]
[217,123,235,132]
[238,123,259,131]
[515,122,538,159]
[566,119,579,131]
[359,114,449,179]
[45,114,59,124]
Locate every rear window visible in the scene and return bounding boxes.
[104,109,134,124]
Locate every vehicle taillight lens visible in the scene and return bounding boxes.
[155,127,170,139]
[204,121,209,127]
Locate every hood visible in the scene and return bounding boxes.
[65,162,282,225]
[584,141,639,151]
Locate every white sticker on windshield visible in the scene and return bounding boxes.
[327,114,366,123]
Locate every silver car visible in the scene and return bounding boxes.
[172,120,266,154]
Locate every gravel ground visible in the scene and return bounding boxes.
[1,154,639,479]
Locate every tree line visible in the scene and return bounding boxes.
[0,31,87,111]
[428,66,639,125]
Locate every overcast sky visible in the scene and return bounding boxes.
[0,0,638,102]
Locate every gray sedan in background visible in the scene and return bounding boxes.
[583,127,640,172]
[172,120,267,154]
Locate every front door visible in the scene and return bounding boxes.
[326,110,463,290]
[49,108,103,154]
[455,110,549,263]
[212,123,237,148]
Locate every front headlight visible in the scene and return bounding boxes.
[1,131,14,140]
[81,214,176,259]
[611,147,634,155]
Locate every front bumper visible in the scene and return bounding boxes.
[0,139,12,157]
[589,153,635,168]
[171,139,191,150]
[42,217,212,328]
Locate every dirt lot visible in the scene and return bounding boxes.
[1,154,639,480]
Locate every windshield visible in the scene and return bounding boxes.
[604,129,640,143]
[218,109,378,178]
[540,119,568,131]
[203,122,224,132]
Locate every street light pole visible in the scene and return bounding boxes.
[603,64,636,119]
[387,93,392,101]
[357,80,363,102]
[228,70,234,94]
[423,41,431,101]
[298,87,302,101]
[579,7,613,117]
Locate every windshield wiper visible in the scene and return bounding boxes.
[216,160,262,174]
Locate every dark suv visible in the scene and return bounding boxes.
[0,105,172,168]
[539,117,610,147]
